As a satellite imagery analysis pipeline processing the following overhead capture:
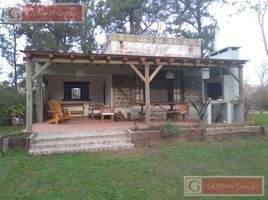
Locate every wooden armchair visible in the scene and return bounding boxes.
[175,104,189,121]
[90,104,103,119]
[100,105,115,123]
[48,100,71,124]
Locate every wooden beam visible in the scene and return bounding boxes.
[29,57,243,68]
[144,63,150,124]
[32,62,51,80]
[26,58,33,132]
[35,63,43,123]
[70,54,75,60]
[168,58,174,64]
[48,53,54,59]
[129,64,146,82]
[123,57,128,63]
[149,65,164,82]
[238,66,243,100]
[154,58,160,64]
[225,67,240,83]
[139,57,146,64]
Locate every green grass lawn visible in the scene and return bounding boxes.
[1,136,268,200]
[0,125,25,138]
[250,113,268,126]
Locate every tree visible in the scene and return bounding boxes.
[0,23,22,91]
[166,0,219,55]
[21,0,98,53]
[96,0,167,35]
[231,0,268,58]
[256,61,268,110]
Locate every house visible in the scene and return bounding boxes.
[23,34,247,132]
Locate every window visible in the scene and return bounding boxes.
[134,76,144,103]
[71,88,81,99]
[63,82,90,101]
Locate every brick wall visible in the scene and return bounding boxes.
[112,75,134,107]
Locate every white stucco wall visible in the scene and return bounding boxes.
[46,75,111,103]
[101,33,201,57]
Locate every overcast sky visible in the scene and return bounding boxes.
[0,0,267,85]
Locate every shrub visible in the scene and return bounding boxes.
[0,89,25,126]
[146,125,161,131]
[160,123,180,137]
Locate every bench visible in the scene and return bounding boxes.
[61,103,84,116]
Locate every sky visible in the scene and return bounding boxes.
[0,0,267,85]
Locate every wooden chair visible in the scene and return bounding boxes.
[175,104,189,121]
[48,100,71,124]
[90,104,103,119]
[100,105,115,123]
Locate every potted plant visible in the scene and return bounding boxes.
[9,103,26,126]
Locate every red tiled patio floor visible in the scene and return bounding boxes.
[33,117,199,133]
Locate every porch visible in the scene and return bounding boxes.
[22,49,247,132]
[32,117,199,134]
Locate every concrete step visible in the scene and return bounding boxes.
[29,128,134,155]
[34,133,129,144]
[29,143,134,155]
[31,137,132,150]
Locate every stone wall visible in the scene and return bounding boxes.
[184,74,202,103]
[112,75,134,107]
[112,73,203,107]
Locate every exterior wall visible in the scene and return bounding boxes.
[42,63,202,120]
[183,69,203,102]
[46,75,111,104]
[210,47,240,100]
[101,33,201,57]
[112,75,134,108]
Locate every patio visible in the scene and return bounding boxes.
[32,117,199,134]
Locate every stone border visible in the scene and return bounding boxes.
[1,133,35,153]
[126,125,263,148]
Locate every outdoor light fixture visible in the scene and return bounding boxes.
[201,68,210,79]
[165,71,175,79]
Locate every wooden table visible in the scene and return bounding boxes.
[138,102,179,121]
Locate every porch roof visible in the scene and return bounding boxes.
[22,50,247,68]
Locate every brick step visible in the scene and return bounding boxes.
[29,143,134,155]
[206,126,262,136]
[31,137,132,150]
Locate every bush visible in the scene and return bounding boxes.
[160,123,180,137]
[0,89,25,126]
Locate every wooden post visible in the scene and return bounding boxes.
[35,63,43,123]
[238,66,243,100]
[26,58,33,132]
[238,66,244,122]
[144,63,150,124]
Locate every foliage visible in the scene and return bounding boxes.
[8,103,26,118]
[191,99,210,122]
[96,0,167,35]
[0,23,23,90]
[166,0,219,54]
[1,136,268,199]
[0,126,25,138]
[146,125,161,130]
[21,0,98,53]
[160,123,180,137]
[0,89,25,126]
